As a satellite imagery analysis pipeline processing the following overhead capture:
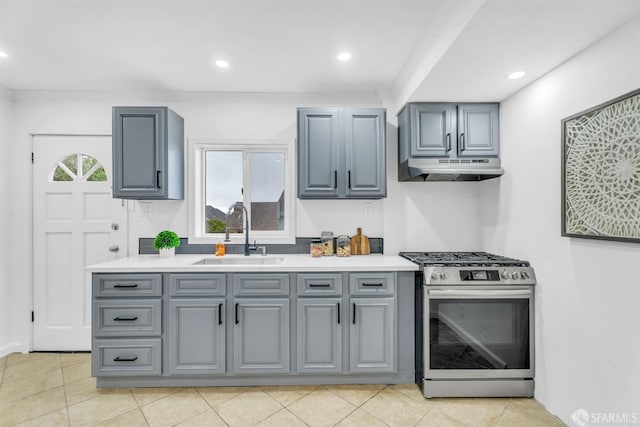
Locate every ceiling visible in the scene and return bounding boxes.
[0,0,638,104]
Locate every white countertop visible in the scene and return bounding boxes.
[85,253,419,273]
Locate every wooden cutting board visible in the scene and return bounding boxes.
[350,227,371,255]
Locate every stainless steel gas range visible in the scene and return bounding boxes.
[399,252,536,399]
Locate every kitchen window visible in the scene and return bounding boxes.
[188,139,295,244]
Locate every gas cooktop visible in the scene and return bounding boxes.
[399,251,530,267]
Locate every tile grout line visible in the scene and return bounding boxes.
[194,388,231,426]
[59,353,73,426]
[130,388,152,427]
[492,397,513,426]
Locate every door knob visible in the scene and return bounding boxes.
[109,245,119,252]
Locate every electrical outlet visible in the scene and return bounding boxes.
[363,202,372,216]
[138,201,152,215]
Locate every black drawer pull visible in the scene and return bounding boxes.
[352,303,356,324]
[218,303,223,325]
[235,303,239,325]
[113,356,138,362]
[362,283,384,287]
[334,170,338,189]
[337,302,340,324]
[309,283,331,288]
[113,283,138,288]
[113,316,138,321]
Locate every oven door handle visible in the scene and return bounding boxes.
[427,289,532,298]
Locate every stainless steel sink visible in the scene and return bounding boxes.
[193,256,284,265]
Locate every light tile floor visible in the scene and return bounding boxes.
[0,353,566,426]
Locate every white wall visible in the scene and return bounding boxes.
[6,90,486,353]
[481,17,640,424]
[0,86,15,357]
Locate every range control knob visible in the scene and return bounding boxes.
[501,270,510,279]
[520,271,530,279]
[511,271,519,279]
[439,272,448,280]
[431,271,440,280]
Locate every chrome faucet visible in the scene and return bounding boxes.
[224,202,259,256]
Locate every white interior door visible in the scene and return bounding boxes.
[33,135,127,350]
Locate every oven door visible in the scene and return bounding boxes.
[425,286,534,379]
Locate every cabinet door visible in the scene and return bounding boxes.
[410,103,455,157]
[349,297,396,373]
[344,109,386,198]
[297,108,340,198]
[297,298,342,373]
[167,299,225,375]
[233,299,290,373]
[113,107,166,198]
[457,103,499,157]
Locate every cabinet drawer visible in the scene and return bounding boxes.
[92,339,161,376]
[169,273,226,296]
[93,274,162,297]
[233,273,289,296]
[94,300,161,337]
[297,273,342,296]
[349,272,396,295]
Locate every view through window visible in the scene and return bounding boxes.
[204,150,285,237]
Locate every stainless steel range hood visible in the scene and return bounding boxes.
[398,158,504,182]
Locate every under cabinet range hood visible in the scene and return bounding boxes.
[399,158,504,182]
[397,102,504,182]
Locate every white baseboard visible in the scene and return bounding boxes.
[0,342,27,358]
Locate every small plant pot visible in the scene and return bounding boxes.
[158,247,175,258]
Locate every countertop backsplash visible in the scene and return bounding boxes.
[138,237,384,255]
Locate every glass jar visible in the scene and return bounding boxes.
[310,239,323,257]
[336,235,351,257]
[321,231,334,256]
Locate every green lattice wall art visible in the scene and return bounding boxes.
[562,88,640,243]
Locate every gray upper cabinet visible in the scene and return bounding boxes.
[457,103,499,157]
[112,106,184,199]
[297,108,386,199]
[403,103,499,158]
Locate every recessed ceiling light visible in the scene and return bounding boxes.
[0,51,7,58]
[337,52,351,61]
[507,71,525,80]
[215,60,229,68]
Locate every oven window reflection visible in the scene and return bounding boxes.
[429,299,530,370]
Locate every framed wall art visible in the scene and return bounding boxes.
[562,88,640,243]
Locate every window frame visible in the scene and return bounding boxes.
[188,138,296,245]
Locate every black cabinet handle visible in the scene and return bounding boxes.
[235,303,239,325]
[309,283,331,288]
[218,303,223,325]
[113,356,138,362]
[113,283,138,288]
[352,303,356,324]
[113,316,138,321]
[337,302,340,324]
[446,133,451,151]
[348,170,352,189]
[156,170,162,188]
[362,283,384,287]
[459,133,465,151]
[334,170,338,189]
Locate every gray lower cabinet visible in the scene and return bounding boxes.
[92,273,163,377]
[297,298,342,373]
[167,299,225,375]
[92,270,407,385]
[350,297,396,373]
[233,298,290,374]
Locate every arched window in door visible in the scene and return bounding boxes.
[52,153,107,182]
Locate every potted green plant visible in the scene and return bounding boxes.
[154,230,181,258]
